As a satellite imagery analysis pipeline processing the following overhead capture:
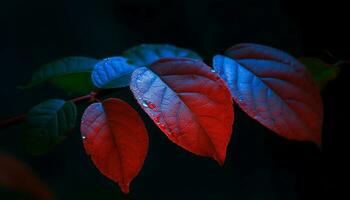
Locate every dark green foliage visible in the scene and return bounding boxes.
[21,99,77,155]
[21,57,99,94]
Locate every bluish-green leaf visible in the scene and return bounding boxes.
[21,99,77,155]
[21,57,99,94]
[299,57,339,89]
[91,57,137,88]
[122,44,202,66]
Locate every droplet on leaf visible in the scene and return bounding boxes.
[142,101,149,108]
[159,123,166,129]
[154,116,160,123]
[148,102,156,109]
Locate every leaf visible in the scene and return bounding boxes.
[130,58,234,165]
[80,98,148,194]
[21,57,99,94]
[21,99,77,155]
[122,44,202,66]
[91,57,137,88]
[0,152,54,200]
[299,57,339,89]
[213,43,323,146]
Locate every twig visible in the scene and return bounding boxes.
[0,92,98,130]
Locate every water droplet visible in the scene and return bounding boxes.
[210,69,216,73]
[142,101,149,108]
[148,102,156,109]
[159,123,166,130]
[154,116,160,123]
[82,136,86,140]
[137,97,142,100]
[137,79,142,83]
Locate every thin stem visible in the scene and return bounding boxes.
[0,87,123,130]
[0,114,27,129]
[0,92,96,130]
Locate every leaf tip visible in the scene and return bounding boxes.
[119,182,130,194]
[213,154,226,166]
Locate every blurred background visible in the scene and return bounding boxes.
[0,0,349,199]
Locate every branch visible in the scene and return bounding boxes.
[0,92,98,130]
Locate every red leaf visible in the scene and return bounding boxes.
[0,152,53,200]
[213,43,323,146]
[80,98,148,193]
[130,58,234,165]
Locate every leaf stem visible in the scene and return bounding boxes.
[0,114,27,129]
[0,92,98,130]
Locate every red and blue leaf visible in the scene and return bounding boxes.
[130,58,234,165]
[213,43,323,146]
[80,98,148,193]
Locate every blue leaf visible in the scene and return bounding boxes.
[91,57,137,88]
[122,44,202,66]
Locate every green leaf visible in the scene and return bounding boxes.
[299,57,340,89]
[21,57,99,94]
[91,57,137,88]
[21,99,77,155]
[122,44,202,66]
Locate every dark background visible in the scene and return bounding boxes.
[1,0,349,199]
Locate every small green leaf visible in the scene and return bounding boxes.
[21,99,77,155]
[299,57,340,89]
[21,57,99,94]
[91,57,137,88]
[122,44,202,66]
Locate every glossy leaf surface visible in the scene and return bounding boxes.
[91,57,137,88]
[213,43,323,145]
[122,44,202,66]
[21,99,77,155]
[130,58,233,164]
[22,57,98,94]
[81,98,148,193]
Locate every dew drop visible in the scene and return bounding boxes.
[210,69,216,73]
[137,79,142,83]
[142,101,149,108]
[159,123,166,130]
[154,116,160,123]
[148,102,156,109]
[82,136,86,140]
